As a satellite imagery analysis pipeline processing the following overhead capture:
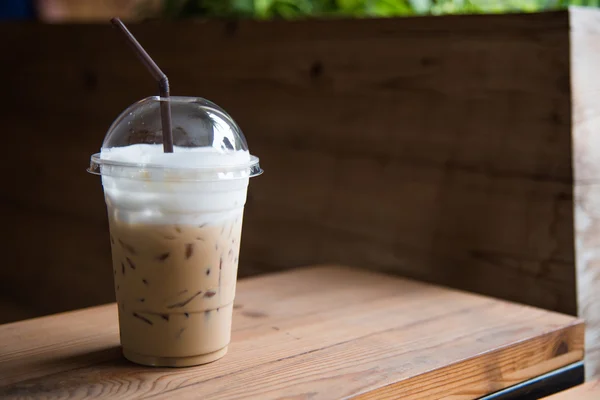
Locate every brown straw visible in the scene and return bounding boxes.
[110,17,174,153]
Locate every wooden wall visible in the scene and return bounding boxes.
[0,9,592,371]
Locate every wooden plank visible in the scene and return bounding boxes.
[0,298,36,325]
[0,304,120,387]
[0,266,584,399]
[241,142,576,312]
[570,6,600,380]
[542,379,600,399]
[0,11,577,322]
[0,202,114,316]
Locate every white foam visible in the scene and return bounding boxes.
[100,144,251,225]
[100,144,251,169]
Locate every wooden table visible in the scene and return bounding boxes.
[0,266,585,399]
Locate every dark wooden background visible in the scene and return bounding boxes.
[0,11,576,324]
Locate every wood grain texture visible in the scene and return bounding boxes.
[0,11,577,323]
[0,266,584,400]
[543,379,600,399]
[570,6,600,380]
[8,8,600,378]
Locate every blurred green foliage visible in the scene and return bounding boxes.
[153,0,599,18]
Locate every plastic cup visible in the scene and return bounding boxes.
[88,96,262,367]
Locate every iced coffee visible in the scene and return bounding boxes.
[89,97,261,366]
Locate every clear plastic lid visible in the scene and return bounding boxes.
[88,96,262,181]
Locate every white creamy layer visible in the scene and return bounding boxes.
[101,144,251,169]
[100,144,250,225]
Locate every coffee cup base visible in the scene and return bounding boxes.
[123,345,228,367]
